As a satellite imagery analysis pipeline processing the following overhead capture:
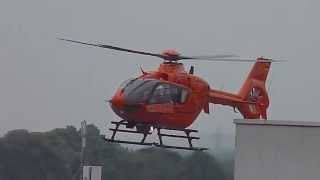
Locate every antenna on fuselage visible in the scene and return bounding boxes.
[189,66,195,74]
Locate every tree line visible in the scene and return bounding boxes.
[0,124,233,180]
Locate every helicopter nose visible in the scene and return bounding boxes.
[109,93,129,117]
[110,95,124,109]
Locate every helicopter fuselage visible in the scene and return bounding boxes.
[110,62,210,129]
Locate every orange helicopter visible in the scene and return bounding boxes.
[59,38,280,150]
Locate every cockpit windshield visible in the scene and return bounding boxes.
[123,79,157,105]
[121,79,189,105]
[119,78,135,90]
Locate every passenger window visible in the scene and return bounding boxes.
[149,84,172,104]
[180,89,188,103]
[148,83,188,104]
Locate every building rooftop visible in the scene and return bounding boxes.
[234,119,320,127]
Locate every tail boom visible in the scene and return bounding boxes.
[208,58,272,120]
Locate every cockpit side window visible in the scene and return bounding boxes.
[148,83,189,104]
[148,83,172,104]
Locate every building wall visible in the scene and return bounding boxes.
[234,119,320,180]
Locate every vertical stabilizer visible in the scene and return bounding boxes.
[237,57,271,119]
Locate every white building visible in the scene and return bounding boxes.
[83,166,102,180]
[234,119,320,180]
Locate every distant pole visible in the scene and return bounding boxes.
[80,120,87,180]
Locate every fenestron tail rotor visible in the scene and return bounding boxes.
[58,38,285,62]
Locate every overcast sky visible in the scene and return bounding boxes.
[0,0,319,136]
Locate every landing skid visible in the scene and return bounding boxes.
[102,120,208,151]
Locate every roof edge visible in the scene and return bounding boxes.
[234,119,320,127]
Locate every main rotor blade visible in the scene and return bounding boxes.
[58,38,164,59]
[58,38,286,63]
[179,54,239,60]
[180,58,286,62]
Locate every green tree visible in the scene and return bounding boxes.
[0,129,69,180]
[0,124,233,180]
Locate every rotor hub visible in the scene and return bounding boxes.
[158,62,185,74]
[160,49,180,61]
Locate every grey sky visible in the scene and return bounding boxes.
[0,0,319,136]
